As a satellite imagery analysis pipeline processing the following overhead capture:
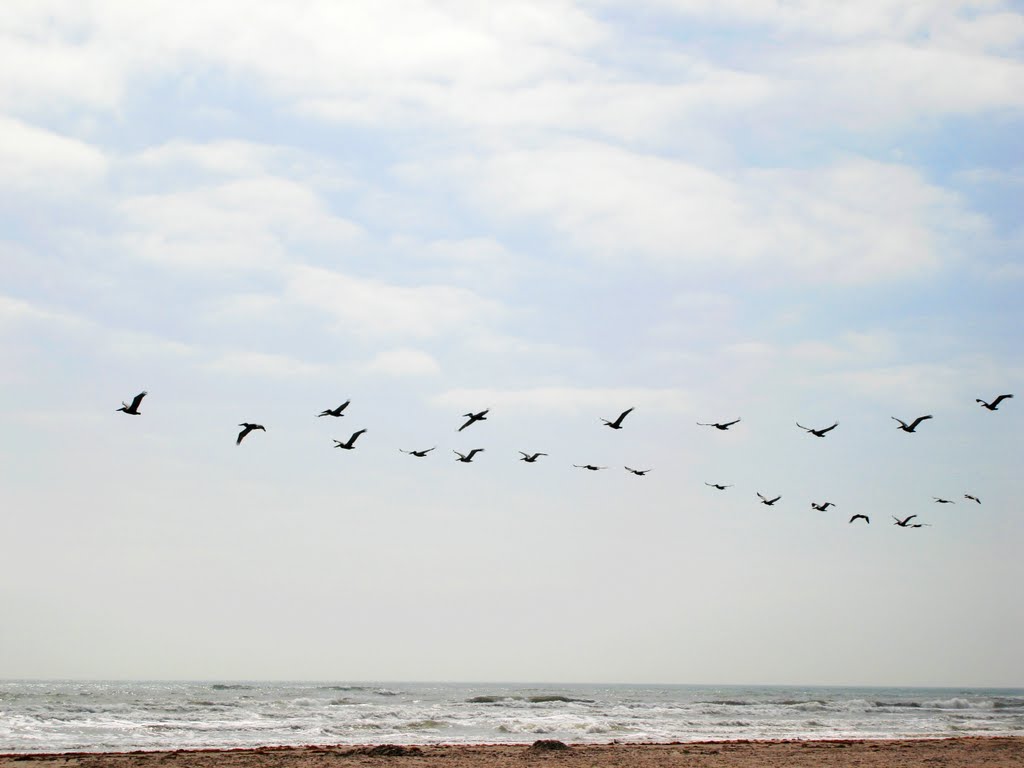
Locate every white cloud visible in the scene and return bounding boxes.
[448,142,981,283]
[286,265,501,338]
[204,351,322,378]
[0,116,106,194]
[365,348,441,377]
[117,176,363,270]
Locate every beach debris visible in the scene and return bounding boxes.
[530,739,571,751]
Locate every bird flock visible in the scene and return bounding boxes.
[117,390,1014,528]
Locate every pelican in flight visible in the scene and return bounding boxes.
[400,447,435,457]
[318,401,350,417]
[454,448,484,463]
[811,501,836,511]
[705,483,731,490]
[458,410,488,432]
[574,464,606,471]
[892,415,932,433]
[976,394,1013,411]
[333,429,367,450]
[601,407,634,430]
[117,391,147,415]
[849,514,870,524]
[757,493,781,506]
[892,515,918,527]
[933,497,955,504]
[624,467,651,476]
[236,423,265,444]
[519,452,547,463]
[796,421,838,437]
[964,494,981,504]
[697,419,741,431]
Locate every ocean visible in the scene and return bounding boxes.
[1,681,1022,753]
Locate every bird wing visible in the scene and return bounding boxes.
[891,416,908,428]
[796,422,810,431]
[615,407,634,425]
[236,426,252,445]
[723,419,740,427]
[992,394,1013,407]
[908,415,933,429]
[821,422,839,434]
[130,391,147,410]
[757,492,766,501]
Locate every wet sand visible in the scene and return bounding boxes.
[2,738,1023,768]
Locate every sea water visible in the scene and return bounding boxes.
[1,681,1022,753]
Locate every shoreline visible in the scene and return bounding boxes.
[3,737,1023,767]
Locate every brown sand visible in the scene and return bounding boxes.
[2,738,1023,768]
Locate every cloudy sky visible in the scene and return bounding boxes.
[1,1,1022,687]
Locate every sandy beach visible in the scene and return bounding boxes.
[3,738,1023,768]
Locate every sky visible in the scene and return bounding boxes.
[1,1,1022,688]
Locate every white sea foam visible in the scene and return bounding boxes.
[0,682,1022,753]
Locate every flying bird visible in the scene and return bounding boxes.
[964,494,981,504]
[849,514,870,524]
[117,391,147,415]
[892,515,918,527]
[757,493,781,506]
[458,410,489,432]
[811,501,836,511]
[624,467,651,476]
[236,423,265,445]
[574,464,606,471]
[601,407,634,430]
[705,483,732,490]
[318,401,350,417]
[400,447,435,457]
[333,429,367,450]
[976,394,1013,411]
[796,421,838,437]
[892,415,932,433]
[454,448,484,463]
[933,497,955,504]
[697,419,741,430]
[519,452,547,463]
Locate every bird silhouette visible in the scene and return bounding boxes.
[892,515,918,527]
[333,429,367,450]
[811,501,836,511]
[796,421,838,437]
[400,446,435,457]
[318,401,350,417]
[601,408,634,430]
[933,497,955,504]
[964,494,981,504]
[849,514,870,524]
[976,394,1013,411]
[519,452,547,463]
[574,464,606,471]
[236,423,265,445]
[892,415,932,432]
[458,410,488,432]
[117,391,147,415]
[705,483,732,490]
[757,493,781,506]
[624,466,651,476]
[454,448,484,462]
[697,419,741,430]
